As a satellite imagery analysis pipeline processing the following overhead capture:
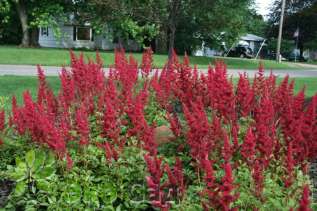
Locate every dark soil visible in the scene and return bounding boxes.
[0,180,14,207]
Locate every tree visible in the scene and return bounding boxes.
[1,0,72,46]
[84,0,162,48]
[170,0,256,54]
[0,0,21,44]
[87,0,255,55]
[268,0,317,55]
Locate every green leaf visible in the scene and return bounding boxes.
[14,181,27,196]
[9,161,27,181]
[33,150,46,172]
[45,152,55,166]
[37,179,51,192]
[36,166,55,179]
[116,205,121,211]
[25,150,35,168]
[15,157,25,168]
[83,189,100,207]
[62,183,82,204]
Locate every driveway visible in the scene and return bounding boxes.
[0,64,317,78]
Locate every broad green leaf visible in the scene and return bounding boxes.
[45,152,56,166]
[15,157,26,169]
[63,183,82,204]
[33,150,46,172]
[9,168,27,181]
[83,189,100,208]
[25,150,35,168]
[36,166,55,179]
[37,179,51,192]
[14,181,27,196]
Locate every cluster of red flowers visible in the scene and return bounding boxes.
[5,49,316,210]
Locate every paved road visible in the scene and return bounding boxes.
[0,64,317,78]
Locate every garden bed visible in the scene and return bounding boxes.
[0,49,316,210]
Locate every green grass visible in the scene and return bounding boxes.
[0,45,311,70]
[0,76,60,110]
[0,75,315,111]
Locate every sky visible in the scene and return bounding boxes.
[255,0,274,17]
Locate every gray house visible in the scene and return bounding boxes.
[194,33,266,57]
[39,23,140,51]
[239,34,265,54]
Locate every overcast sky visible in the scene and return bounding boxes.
[255,0,273,17]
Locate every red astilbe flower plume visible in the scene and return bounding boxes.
[302,95,317,160]
[254,91,275,167]
[144,154,171,211]
[37,66,58,117]
[298,185,312,211]
[284,142,295,187]
[150,68,173,109]
[59,67,75,108]
[0,110,5,131]
[207,63,236,122]
[222,132,233,163]
[96,141,119,162]
[95,50,103,67]
[236,73,254,117]
[293,88,306,119]
[230,124,240,154]
[201,160,239,211]
[164,158,186,199]
[11,95,26,134]
[166,113,181,137]
[252,64,266,97]
[66,153,73,170]
[252,160,264,198]
[183,52,190,67]
[241,127,256,162]
[141,47,153,77]
[103,97,120,144]
[183,100,213,161]
[37,65,47,105]
[219,162,239,211]
[75,104,90,146]
[201,159,218,210]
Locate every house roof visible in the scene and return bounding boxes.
[240,34,265,42]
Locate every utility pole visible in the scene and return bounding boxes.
[276,0,286,63]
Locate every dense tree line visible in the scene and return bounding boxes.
[6,0,312,55]
[268,0,317,56]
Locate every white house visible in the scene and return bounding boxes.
[39,23,140,51]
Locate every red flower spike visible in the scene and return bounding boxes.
[0,110,5,131]
[241,127,256,162]
[75,105,90,146]
[298,185,312,211]
[141,48,153,77]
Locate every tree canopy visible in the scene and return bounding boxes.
[1,0,267,54]
[268,0,317,54]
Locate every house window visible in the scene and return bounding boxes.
[41,27,49,36]
[75,27,92,41]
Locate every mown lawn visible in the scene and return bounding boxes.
[0,45,310,70]
[0,75,315,111]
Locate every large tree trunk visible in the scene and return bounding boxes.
[15,0,29,47]
[168,26,176,58]
[167,0,181,59]
[30,28,39,47]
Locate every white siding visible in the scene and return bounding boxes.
[39,26,95,49]
[39,25,140,51]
